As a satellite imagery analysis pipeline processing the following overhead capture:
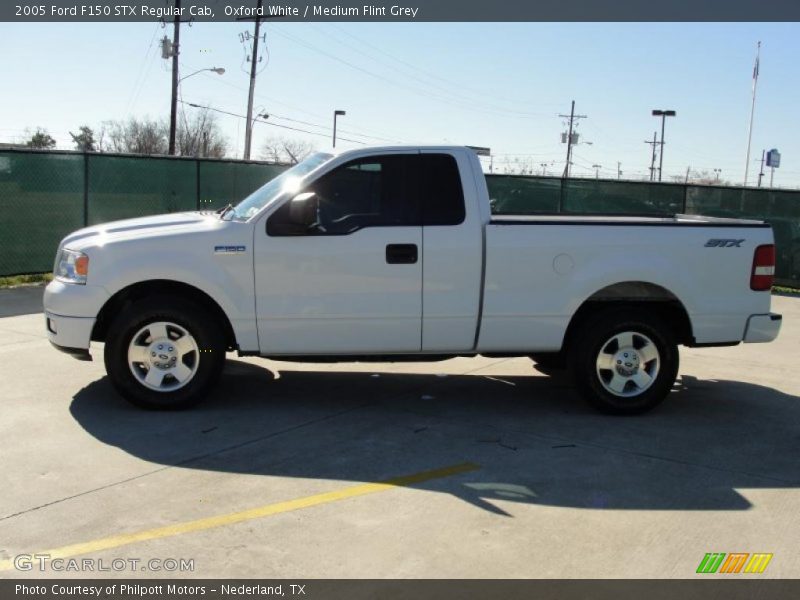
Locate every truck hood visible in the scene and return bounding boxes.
[60,212,221,251]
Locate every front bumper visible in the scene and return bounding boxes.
[43,279,108,359]
[45,312,95,358]
[743,313,782,343]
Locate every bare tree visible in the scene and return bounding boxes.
[259,136,315,164]
[687,169,730,186]
[177,108,227,158]
[100,117,169,155]
[97,111,227,157]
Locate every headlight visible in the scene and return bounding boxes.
[55,248,89,284]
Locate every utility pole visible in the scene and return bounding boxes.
[685,166,691,184]
[168,0,181,155]
[242,0,264,160]
[617,162,622,180]
[559,100,587,178]
[645,132,658,181]
[592,164,602,179]
[758,149,765,187]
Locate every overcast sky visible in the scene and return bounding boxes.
[1,22,798,186]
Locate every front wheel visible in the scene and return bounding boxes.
[569,308,679,415]
[104,296,225,410]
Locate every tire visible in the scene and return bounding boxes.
[530,352,567,370]
[104,295,225,410]
[569,307,679,415]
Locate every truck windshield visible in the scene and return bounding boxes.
[230,152,333,221]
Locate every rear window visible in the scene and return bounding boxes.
[419,154,466,226]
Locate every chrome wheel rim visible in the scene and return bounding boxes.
[128,321,199,392]
[595,330,660,398]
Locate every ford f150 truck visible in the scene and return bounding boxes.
[44,146,782,414]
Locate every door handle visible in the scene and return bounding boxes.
[386,244,418,264]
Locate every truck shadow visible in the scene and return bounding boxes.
[69,359,800,515]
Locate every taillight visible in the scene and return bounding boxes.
[751,244,775,291]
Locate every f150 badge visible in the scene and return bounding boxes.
[705,239,745,248]
[214,245,246,254]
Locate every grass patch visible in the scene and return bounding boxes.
[773,285,800,296]
[0,273,53,288]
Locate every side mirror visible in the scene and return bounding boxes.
[289,191,318,225]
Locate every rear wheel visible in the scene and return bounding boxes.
[104,296,225,409]
[569,308,679,415]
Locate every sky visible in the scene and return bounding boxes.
[1,21,799,186]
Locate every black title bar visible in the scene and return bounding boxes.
[5,0,800,22]
[4,580,800,600]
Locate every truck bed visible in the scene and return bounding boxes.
[490,213,770,227]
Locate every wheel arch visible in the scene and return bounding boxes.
[91,279,237,351]
[562,281,694,354]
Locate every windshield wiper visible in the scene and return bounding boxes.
[217,203,235,220]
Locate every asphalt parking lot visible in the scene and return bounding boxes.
[0,288,798,579]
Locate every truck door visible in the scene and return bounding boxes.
[418,151,484,352]
[254,152,423,354]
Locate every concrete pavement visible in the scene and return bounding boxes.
[0,288,798,578]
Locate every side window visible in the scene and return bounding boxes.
[267,155,420,236]
[420,154,466,226]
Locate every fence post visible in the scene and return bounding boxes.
[558,177,565,213]
[83,151,89,227]
[682,183,688,214]
[196,159,201,210]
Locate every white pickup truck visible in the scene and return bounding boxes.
[44,146,782,414]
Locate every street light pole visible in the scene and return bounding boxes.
[592,164,602,179]
[332,110,346,147]
[652,109,676,182]
[179,67,226,83]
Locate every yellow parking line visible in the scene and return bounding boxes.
[0,462,479,571]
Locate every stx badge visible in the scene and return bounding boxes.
[705,239,745,247]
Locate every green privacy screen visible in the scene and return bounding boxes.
[685,186,800,284]
[0,150,286,277]
[0,149,798,286]
[88,155,198,225]
[199,160,286,210]
[0,152,84,275]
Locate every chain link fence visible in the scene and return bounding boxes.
[1,149,798,285]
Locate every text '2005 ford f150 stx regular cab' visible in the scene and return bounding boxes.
[44,146,782,414]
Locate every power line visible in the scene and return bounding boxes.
[181,101,368,146]
[270,27,552,120]
[182,61,407,143]
[314,24,549,116]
